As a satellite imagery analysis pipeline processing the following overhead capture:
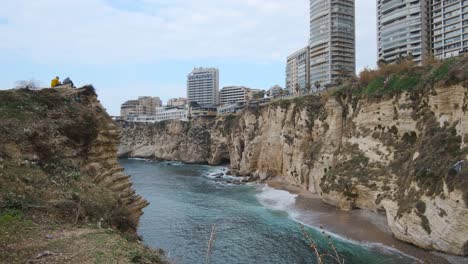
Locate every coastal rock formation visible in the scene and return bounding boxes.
[118,119,214,164]
[82,93,149,224]
[0,86,148,229]
[119,59,468,255]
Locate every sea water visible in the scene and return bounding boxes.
[122,159,414,264]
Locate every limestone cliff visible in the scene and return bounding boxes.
[119,58,468,255]
[0,86,148,230]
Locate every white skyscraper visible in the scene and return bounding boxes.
[187,67,220,107]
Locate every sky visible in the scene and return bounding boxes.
[0,0,377,115]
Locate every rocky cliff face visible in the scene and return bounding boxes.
[0,87,148,230]
[120,80,468,255]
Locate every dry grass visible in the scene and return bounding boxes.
[205,224,217,264]
[0,210,166,264]
[300,224,344,264]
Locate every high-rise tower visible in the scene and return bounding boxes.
[377,0,430,64]
[309,0,356,89]
[187,67,219,107]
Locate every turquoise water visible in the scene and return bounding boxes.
[122,159,414,264]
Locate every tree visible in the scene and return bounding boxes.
[314,81,322,92]
[294,83,300,95]
[305,83,312,94]
[395,53,414,65]
[425,53,441,66]
[15,79,40,90]
[358,67,377,87]
[377,59,388,68]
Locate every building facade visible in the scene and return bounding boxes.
[217,102,247,115]
[309,0,355,88]
[155,107,189,122]
[377,0,430,64]
[431,0,468,59]
[167,97,188,107]
[187,67,220,107]
[378,0,468,64]
[246,89,265,101]
[267,85,287,98]
[137,96,162,116]
[120,100,140,119]
[286,46,310,94]
[219,86,250,105]
[120,96,162,119]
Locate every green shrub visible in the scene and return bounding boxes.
[431,58,456,82]
[361,77,385,95]
[0,209,22,226]
[419,214,431,234]
[415,201,426,214]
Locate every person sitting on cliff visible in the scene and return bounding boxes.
[62,77,74,88]
[51,76,61,88]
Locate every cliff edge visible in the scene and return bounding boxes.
[119,57,468,256]
[0,86,163,263]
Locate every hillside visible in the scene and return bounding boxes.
[0,86,165,263]
[119,56,468,255]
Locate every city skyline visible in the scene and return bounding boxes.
[0,0,377,115]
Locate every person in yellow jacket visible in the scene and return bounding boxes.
[51,76,61,88]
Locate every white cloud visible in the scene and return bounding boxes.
[0,0,309,64]
[0,0,377,73]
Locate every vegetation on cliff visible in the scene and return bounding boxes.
[321,56,468,209]
[0,87,165,263]
[339,55,467,98]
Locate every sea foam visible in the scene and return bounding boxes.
[254,185,418,261]
[256,185,299,217]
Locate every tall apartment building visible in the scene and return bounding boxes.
[187,67,219,107]
[309,0,355,88]
[432,0,468,59]
[377,0,430,64]
[286,46,310,94]
[219,86,250,105]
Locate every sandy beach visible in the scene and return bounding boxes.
[266,177,468,264]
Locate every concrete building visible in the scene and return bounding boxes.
[219,86,250,105]
[217,102,247,115]
[137,96,162,116]
[167,97,188,107]
[120,96,162,119]
[126,106,189,123]
[378,0,468,64]
[187,67,219,107]
[120,100,140,119]
[155,107,189,122]
[267,85,287,98]
[377,0,430,64]
[190,107,218,118]
[309,0,355,88]
[431,0,468,60]
[246,89,265,101]
[286,46,310,94]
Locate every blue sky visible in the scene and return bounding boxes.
[0,0,376,115]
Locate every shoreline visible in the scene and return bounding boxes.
[124,159,467,264]
[265,177,466,264]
